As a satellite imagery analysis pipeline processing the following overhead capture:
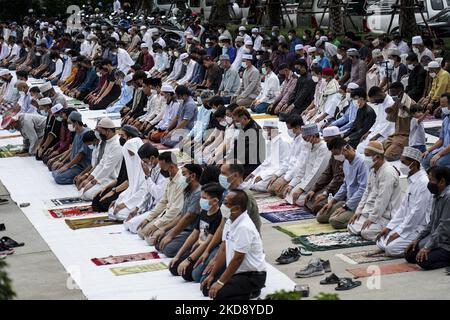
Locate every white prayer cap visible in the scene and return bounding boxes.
[371,48,383,58]
[263,119,277,128]
[387,48,401,57]
[161,83,175,93]
[427,61,440,69]
[205,38,211,43]
[315,40,324,48]
[347,82,359,90]
[295,44,304,51]
[251,28,259,33]
[184,30,192,36]
[0,69,10,77]
[402,146,423,163]
[302,123,320,136]
[48,27,54,33]
[39,82,53,93]
[87,34,97,40]
[124,73,133,83]
[242,54,253,60]
[219,35,229,41]
[307,47,316,53]
[239,26,246,31]
[235,36,244,42]
[322,126,341,138]
[347,48,359,56]
[320,36,328,42]
[412,36,423,45]
[186,34,194,39]
[140,43,148,49]
[38,97,52,106]
[244,39,253,46]
[97,117,116,129]
[180,53,189,60]
[140,25,147,30]
[193,37,200,43]
[219,54,230,61]
[50,103,63,114]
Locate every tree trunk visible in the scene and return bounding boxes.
[399,0,419,38]
[210,0,230,26]
[330,0,343,34]
[267,0,281,27]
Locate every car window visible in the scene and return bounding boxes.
[431,0,444,10]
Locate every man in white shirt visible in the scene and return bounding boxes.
[0,69,19,112]
[238,26,252,44]
[357,86,395,154]
[376,147,433,256]
[201,189,266,300]
[250,60,280,114]
[411,36,435,65]
[247,119,290,192]
[348,141,402,240]
[251,28,263,52]
[268,115,308,196]
[284,123,331,205]
[113,0,121,13]
[0,37,10,61]
[231,36,245,71]
[80,118,123,200]
[116,43,134,74]
[124,143,168,234]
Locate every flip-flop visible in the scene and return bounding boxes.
[0,242,14,255]
[1,236,24,249]
[320,273,340,285]
[335,278,361,291]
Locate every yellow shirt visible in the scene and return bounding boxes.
[428,69,450,102]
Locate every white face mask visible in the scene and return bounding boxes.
[346,92,351,100]
[429,72,437,78]
[225,116,233,125]
[364,156,374,169]
[288,128,295,138]
[413,47,419,54]
[336,53,343,60]
[353,99,360,107]
[312,75,319,83]
[407,64,415,71]
[334,154,345,162]
[398,162,412,176]
[221,204,231,219]
[241,62,247,69]
[68,124,75,132]
[262,131,271,140]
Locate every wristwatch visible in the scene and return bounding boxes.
[342,204,349,211]
[111,187,117,194]
[187,256,194,263]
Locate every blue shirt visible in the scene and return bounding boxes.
[289,37,302,52]
[177,97,198,131]
[188,105,212,142]
[224,47,237,63]
[70,127,92,170]
[434,115,450,154]
[317,57,331,69]
[331,101,358,133]
[106,83,134,113]
[333,153,368,210]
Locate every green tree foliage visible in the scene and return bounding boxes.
[0,259,15,300]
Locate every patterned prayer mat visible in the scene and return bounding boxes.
[110,262,168,276]
[273,219,336,238]
[261,206,314,223]
[50,197,87,207]
[346,262,421,278]
[293,232,375,251]
[49,205,96,218]
[176,151,194,165]
[0,145,22,158]
[336,249,397,265]
[425,127,441,138]
[256,196,286,206]
[65,216,122,230]
[92,251,160,266]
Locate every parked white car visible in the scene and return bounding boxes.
[366,0,450,34]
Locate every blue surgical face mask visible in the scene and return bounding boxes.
[8,128,17,133]
[442,107,450,115]
[40,110,48,117]
[200,198,211,211]
[219,174,230,189]
[56,116,63,122]
[288,128,295,138]
[88,144,95,150]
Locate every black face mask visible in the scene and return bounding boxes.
[119,137,126,146]
[374,98,385,104]
[427,182,439,195]
[160,170,170,178]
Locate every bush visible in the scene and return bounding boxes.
[0,259,15,300]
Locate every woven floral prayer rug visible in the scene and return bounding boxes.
[273,219,336,237]
[49,205,96,218]
[346,262,421,278]
[65,216,122,230]
[336,249,397,265]
[0,145,22,157]
[293,231,375,251]
[91,251,161,266]
[110,262,168,276]
[261,207,315,223]
[50,197,88,207]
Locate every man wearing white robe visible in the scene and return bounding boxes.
[376,147,433,256]
[357,86,395,154]
[247,120,290,192]
[117,47,134,74]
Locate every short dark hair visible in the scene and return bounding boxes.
[63,107,77,117]
[226,103,239,113]
[16,70,28,79]
[82,130,98,143]
[351,87,367,100]
[427,166,450,186]
[175,85,189,96]
[441,92,450,101]
[406,53,418,63]
[201,182,225,200]
[138,143,159,159]
[263,60,273,69]
[286,114,304,128]
[233,106,251,119]
[133,70,147,81]
[228,164,245,177]
[368,86,383,98]
[184,164,203,181]
[228,189,248,212]
[199,165,221,185]
[295,59,308,68]
[29,86,40,93]
[389,81,404,91]
[409,104,423,114]
[158,151,177,165]
[278,63,290,70]
[214,106,226,119]
[327,137,347,151]
[208,96,225,108]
